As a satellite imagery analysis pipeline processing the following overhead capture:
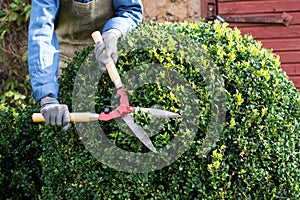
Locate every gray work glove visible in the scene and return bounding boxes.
[40,97,71,131]
[94,29,122,72]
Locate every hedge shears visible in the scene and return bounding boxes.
[32,31,180,153]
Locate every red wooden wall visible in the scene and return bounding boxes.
[203,0,300,92]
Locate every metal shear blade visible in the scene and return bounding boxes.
[134,107,180,119]
[122,114,158,153]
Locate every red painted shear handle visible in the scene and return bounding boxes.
[98,87,134,121]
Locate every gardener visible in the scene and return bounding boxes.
[28,0,143,130]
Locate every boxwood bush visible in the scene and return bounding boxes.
[42,21,300,199]
[2,20,299,199]
[0,104,42,199]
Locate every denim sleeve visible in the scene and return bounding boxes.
[103,0,143,36]
[28,0,60,102]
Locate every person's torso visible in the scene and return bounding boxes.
[56,0,114,63]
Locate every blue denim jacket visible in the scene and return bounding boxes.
[28,0,143,102]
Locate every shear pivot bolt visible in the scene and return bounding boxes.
[104,108,111,114]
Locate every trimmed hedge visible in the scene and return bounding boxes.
[1,21,300,199]
[0,104,42,199]
[44,21,300,199]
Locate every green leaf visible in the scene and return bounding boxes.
[8,12,18,22]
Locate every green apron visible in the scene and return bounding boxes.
[56,0,114,66]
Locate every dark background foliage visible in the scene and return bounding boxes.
[0,0,31,105]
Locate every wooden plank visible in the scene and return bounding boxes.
[219,0,300,15]
[288,76,300,89]
[274,51,300,64]
[224,12,300,27]
[259,38,300,51]
[219,0,280,2]
[237,25,300,39]
[281,64,300,76]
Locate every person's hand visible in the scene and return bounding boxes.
[40,97,71,131]
[94,29,122,72]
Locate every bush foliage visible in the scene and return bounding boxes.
[0,104,41,199]
[0,0,31,105]
[1,21,300,199]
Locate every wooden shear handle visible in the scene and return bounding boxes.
[91,31,123,89]
[32,112,99,122]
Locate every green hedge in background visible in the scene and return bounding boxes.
[1,21,300,199]
[0,104,41,199]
